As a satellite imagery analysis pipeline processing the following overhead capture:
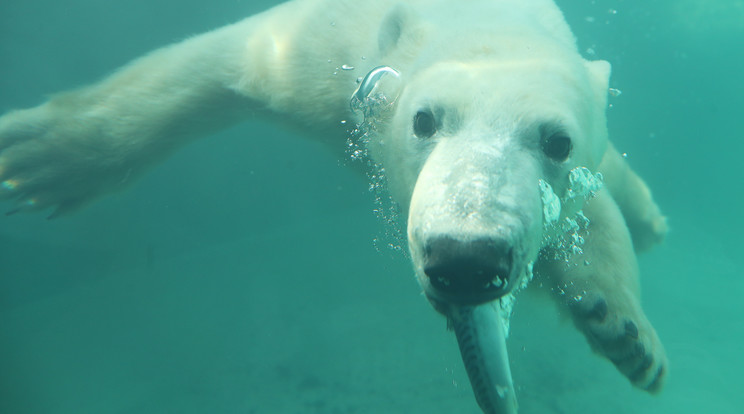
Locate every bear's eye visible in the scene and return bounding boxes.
[413,110,437,138]
[542,133,572,161]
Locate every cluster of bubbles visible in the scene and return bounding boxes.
[497,166,602,335]
[494,262,534,337]
[345,66,407,254]
[583,5,619,25]
[566,166,604,200]
[539,167,604,264]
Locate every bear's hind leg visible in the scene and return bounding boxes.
[599,142,668,252]
[537,189,668,392]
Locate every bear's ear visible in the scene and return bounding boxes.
[584,59,611,167]
[378,4,424,57]
[584,59,611,108]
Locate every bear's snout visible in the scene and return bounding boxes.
[423,236,514,305]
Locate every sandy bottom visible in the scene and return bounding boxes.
[0,206,740,413]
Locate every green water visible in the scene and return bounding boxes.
[0,0,741,413]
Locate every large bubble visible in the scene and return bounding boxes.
[349,66,402,120]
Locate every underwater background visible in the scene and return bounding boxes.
[0,0,741,412]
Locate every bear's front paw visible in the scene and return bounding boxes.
[0,104,130,218]
[569,295,667,393]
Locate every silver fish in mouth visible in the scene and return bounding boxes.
[449,304,518,414]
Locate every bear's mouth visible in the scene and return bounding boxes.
[420,235,522,306]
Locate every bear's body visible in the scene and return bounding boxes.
[0,0,668,411]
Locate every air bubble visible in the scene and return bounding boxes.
[346,66,406,257]
[350,66,402,117]
[2,179,17,190]
[540,167,601,262]
[566,167,603,200]
[539,179,561,225]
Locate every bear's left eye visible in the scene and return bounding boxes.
[413,110,437,139]
[542,133,572,162]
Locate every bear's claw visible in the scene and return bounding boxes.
[644,365,666,393]
[583,298,608,322]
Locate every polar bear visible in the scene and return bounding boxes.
[0,0,668,412]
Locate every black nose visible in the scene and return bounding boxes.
[423,236,513,297]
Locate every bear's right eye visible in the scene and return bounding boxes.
[413,110,437,139]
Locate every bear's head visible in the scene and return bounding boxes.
[362,57,610,310]
[347,5,615,411]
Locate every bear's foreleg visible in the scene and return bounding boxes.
[537,189,668,392]
[0,7,291,217]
